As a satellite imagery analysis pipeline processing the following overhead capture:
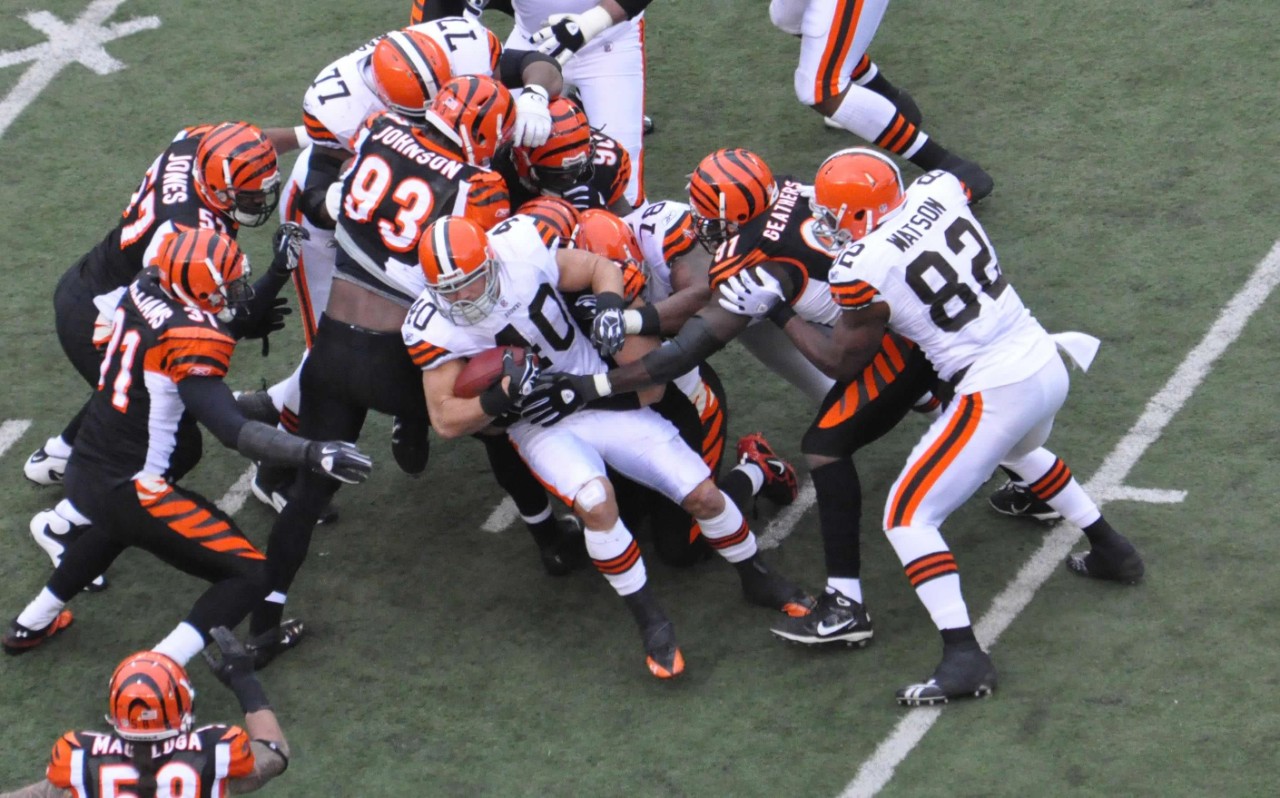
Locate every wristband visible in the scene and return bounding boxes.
[231,675,271,714]
[254,739,290,773]
[767,302,797,327]
[576,5,614,42]
[293,125,313,148]
[590,373,613,398]
[622,305,660,336]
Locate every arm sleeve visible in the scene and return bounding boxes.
[612,314,726,390]
[177,377,248,448]
[497,49,560,90]
[234,421,311,469]
[613,0,654,19]
[294,146,347,230]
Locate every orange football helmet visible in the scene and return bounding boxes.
[106,652,195,741]
[425,75,515,166]
[155,228,252,322]
[518,196,581,247]
[686,148,778,250]
[574,209,643,267]
[811,148,905,244]
[419,216,500,325]
[521,98,595,193]
[371,28,451,118]
[194,122,280,227]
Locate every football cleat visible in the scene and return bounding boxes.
[2,610,75,655]
[30,509,108,592]
[988,480,1061,522]
[770,589,873,647]
[1067,539,1145,585]
[538,515,589,577]
[736,557,816,617]
[23,444,68,486]
[736,433,799,506]
[390,416,430,475]
[937,154,994,204]
[642,620,684,680]
[251,465,338,525]
[247,618,306,670]
[895,641,997,707]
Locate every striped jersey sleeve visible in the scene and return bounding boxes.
[151,326,237,381]
[46,731,82,788]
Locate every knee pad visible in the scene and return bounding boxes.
[575,479,608,513]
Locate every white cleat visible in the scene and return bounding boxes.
[30,509,107,592]
[24,445,68,486]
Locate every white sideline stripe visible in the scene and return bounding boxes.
[1095,486,1186,505]
[216,465,257,516]
[840,240,1280,798]
[0,1,161,141]
[0,419,33,459]
[759,477,815,550]
[482,497,519,532]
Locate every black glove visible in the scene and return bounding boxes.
[202,626,271,713]
[270,222,310,277]
[480,349,541,417]
[521,372,604,426]
[590,291,627,357]
[305,440,373,484]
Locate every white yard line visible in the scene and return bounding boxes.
[0,0,160,140]
[758,476,815,550]
[482,496,519,532]
[0,419,33,459]
[840,240,1280,797]
[216,465,257,516]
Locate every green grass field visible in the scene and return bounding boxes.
[2,0,1279,795]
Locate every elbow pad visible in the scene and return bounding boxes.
[640,315,722,385]
[614,0,654,19]
[236,421,309,468]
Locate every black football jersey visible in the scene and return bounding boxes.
[70,271,236,485]
[47,725,255,797]
[79,127,237,296]
[333,110,509,305]
[706,176,839,297]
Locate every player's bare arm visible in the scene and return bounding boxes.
[423,360,508,438]
[229,709,291,794]
[648,247,713,335]
[555,247,625,296]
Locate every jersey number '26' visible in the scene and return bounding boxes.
[904,216,1006,333]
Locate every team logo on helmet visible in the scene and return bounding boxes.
[106,652,195,742]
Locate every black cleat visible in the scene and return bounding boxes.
[988,480,1061,522]
[896,641,997,706]
[771,590,872,647]
[390,416,430,475]
[736,557,816,617]
[247,618,307,670]
[538,516,589,577]
[251,465,338,525]
[3,611,74,655]
[938,154,994,204]
[624,586,684,679]
[1067,539,1145,584]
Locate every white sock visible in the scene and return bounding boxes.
[731,462,766,495]
[151,622,207,667]
[54,499,91,526]
[826,578,862,604]
[697,494,758,563]
[827,84,898,141]
[44,436,73,459]
[886,526,971,631]
[17,588,66,630]
[521,507,552,525]
[585,520,647,596]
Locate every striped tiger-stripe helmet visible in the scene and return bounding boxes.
[686,148,779,251]
[425,75,515,166]
[812,147,905,245]
[155,228,252,322]
[371,28,452,118]
[106,651,195,741]
[418,216,500,325]
[194,122,280,228]
[523,97,595,193]
[517,196,581,247]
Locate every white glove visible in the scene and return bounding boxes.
[532,5,614,65]
[718,267,786,318]
[512,85,552,148]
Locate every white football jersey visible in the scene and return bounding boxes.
[412,16,501,81]
[623,199,699,304]
[403,214,607,376]
[302,19,500,151]
[827,170,1056,393]
[511,0,639,50]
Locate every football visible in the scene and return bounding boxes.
[454,346,532,399]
